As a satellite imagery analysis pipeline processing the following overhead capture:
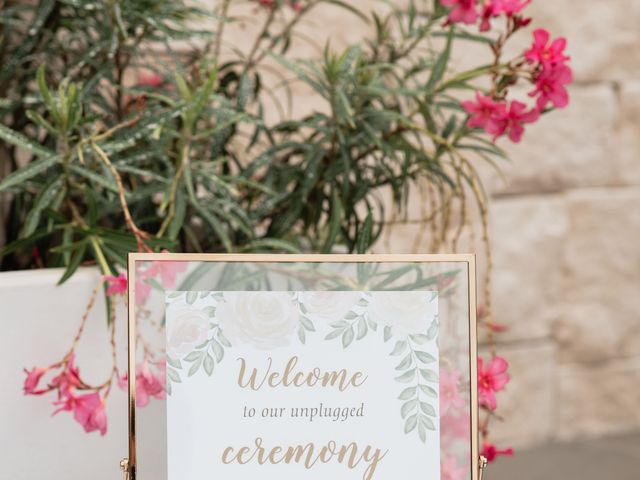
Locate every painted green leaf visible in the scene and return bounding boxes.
[299,316,315,332]
[415,351,436,364]
[420,402,436,416]
[401,399,419,419]
[410,334,430,345]
[420,368,439,382]
[166,356,182,369]
[184,351,204,362]
[419,384,438,398]
[356,318,367,339]
[210,339,224,362]
[342,327,354,348]
[325,329,343,341]
[186,291,198,304]
[395,353,413,371]
[298,326,306,344]
[399,387,417,400]
[390,340,407,356]
[404,414,418,433]
[203,354,215,376]
[217,330,232,347]
[167,367,181,383]
[395,369,416,383]
[383,325,393,342]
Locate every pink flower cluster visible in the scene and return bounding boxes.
[525,28,572,109]
[478,355,510,410]
[256,0,302,12]
[118,361,166,407]
[461,27,571,142]
[24,354,107,435]
[440,0,530,28]
[440,2,572,143]
[135,259,187,305]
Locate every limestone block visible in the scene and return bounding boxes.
[556,357,640,440]
[526,0,640,83]
[482,341,555,449]
[556,187,640,363]
[487,195,568,343]
[491,85,619,194]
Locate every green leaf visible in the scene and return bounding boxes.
[203,354,215,376]
[0,124,55,157]
[23,176,64,237]
[383,325,393,342]
[404,414,418,433]
[342,327,354,348]
[57,240,88,285]
[325,329,344,341]
[167,367,182,383]
[419,368,439,382]
[299,316,315,332]
[395,353,413,371]
[186,291,198,304]
[184,350,203,362]
[415,351,436,364]
[426,26,454,92]
[401,399,419,419]
[322,189,342,253]
[398,387,417,401]
[420,402,436,416]
[166,356,182,369]
[419,384,438,398]
[356,317,368,339]
[297,326,306,344]
[0,155,60,192]
[390,340,407,356]
[210,339,224,362]
[395,369,416,383]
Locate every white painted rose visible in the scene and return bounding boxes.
[217,292,298,348]
[166,307,210,359]
[297,291,362,322]
[368,291,436,333]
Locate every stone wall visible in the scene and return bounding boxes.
[288,0,640,448]
[195,0,640,448]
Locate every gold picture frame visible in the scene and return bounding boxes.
[123,253,483,480]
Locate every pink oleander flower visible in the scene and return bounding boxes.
[487,100,539,143]
[73,392,108,436]
[441,454,467,480]
[525,28,570,67]
[478,355,510,410]
[441,410,471,448]
[440,368,465,415]
[104,273,128,296]
[462,92,507,131]
[50,353,82,395]
[145,260,187,289]
[480,0,530,31]
[23,367,48,395]
[441,0,480,25]
[482,442,514,462]
[530,63,573,110]
[118,361,166,407]
[137,72,164,88]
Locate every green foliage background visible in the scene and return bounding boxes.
[0,0,503,280]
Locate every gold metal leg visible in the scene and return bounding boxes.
[479,455,488,480]
[120,458,130,480]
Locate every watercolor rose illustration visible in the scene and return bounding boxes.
[166,308,211,359]
[368,291,437,334]
[216,292,299,349]
[298,291,362,322]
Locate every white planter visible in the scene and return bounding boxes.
[0,267,129,480]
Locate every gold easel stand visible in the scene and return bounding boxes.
[120,455,488,479]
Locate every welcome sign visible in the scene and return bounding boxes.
[164,290,441,480]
